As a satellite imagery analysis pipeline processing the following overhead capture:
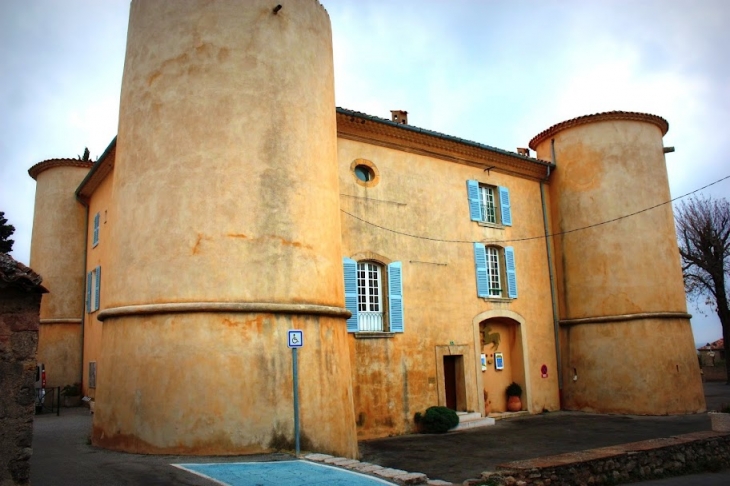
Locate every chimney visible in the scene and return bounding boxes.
[516,147,530,156]
[390,110,408,125]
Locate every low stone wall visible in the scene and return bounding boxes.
[478,431,730,486]
[702,366,728,383]
[0,254,45,486]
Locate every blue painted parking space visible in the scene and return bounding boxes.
[174,460,396,486]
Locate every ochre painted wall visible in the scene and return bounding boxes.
[533,114,705,414]
[92,0,357,456]
[82,167,115,398]
[560,318,704,414]
[338,137,560,439]
[93,313,357,457]
[30,162,90,388]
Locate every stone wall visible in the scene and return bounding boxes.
[0,254,45,486]
[702,365,728,383]
[477,431,730,486]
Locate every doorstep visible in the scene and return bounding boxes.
[488,410,530,421]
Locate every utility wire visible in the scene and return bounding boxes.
[341,173,730,245]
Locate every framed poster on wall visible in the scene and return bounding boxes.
[494,352,504,370]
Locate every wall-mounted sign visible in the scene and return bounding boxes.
[481,354,487,371]
[494,352,504,370]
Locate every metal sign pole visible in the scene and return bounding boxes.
[292,347,300,456]
[287,329,303,457]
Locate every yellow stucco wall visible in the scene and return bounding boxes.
[91,0,357,456]
[29,162,90,388]
[533,114,705,414]
[338,138,560,439]
[93,313,357,457]
[560,317,704,414]
[82,168,114,398]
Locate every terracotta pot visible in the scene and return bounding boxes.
[507,396,522,412]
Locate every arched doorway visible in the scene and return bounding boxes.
[473,311,528,414]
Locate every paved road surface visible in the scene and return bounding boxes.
[30,383,730,485]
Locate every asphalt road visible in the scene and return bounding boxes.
[29,383,730,485]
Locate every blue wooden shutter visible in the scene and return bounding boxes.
[388,261,404,333]
[466,180,482,221]
[94,266,101,311]
[505,247,518,298]
[86,271,92,313]
[343,258,358,332]
[498,186,512,226]
[473,243,489,298]
[93,212,100,247]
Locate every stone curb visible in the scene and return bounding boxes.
[303,453,450,485]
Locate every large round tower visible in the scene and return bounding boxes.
[28,159,92,389]
[530,112,705,414]
[92,0,357,456]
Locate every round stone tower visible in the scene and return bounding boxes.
[28,158,93,389]
[530,112,705,414]
[92,0,357,456]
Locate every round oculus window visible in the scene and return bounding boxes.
[354,164,374,182]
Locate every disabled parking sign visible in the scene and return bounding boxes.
[288,330,303,348]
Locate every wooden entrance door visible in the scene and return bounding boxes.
[444,355,457,410]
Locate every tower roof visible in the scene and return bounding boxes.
[528,111,669,151]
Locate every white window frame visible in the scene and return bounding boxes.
[485,247,502,297]
[87,267,101,313]
[479,185,498,224]
[357,262,384,331]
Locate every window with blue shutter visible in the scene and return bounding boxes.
[343,257,359,332]
[505,247,518,298]
[498,186,512,226]
[94,266,101,312]
[468,181,513,227]
[474,244,518,299]
[466,180,482,221]
[86,271,92,313]
[473,243,489,298]
[93,212,100,247]
[388,261,404,333]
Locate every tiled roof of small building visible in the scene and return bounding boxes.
[698,339,724,351]
[0,253,47,292]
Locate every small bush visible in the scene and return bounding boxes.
[418,406,459,433]
[62,383,81,396]
[506,382,522,398]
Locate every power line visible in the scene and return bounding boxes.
[341,174,730,245]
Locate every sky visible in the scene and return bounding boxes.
[1,0,728,345]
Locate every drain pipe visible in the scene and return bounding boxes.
[76,196,89,392]
[541,138,563,407]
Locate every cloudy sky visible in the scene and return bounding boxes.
[1,0,728,345]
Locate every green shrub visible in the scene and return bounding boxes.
[418,406,459,433]
[62,383,81,396]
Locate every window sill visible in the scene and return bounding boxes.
[477,221,505,230]
[481,297,513,303]
[354,331,396,339]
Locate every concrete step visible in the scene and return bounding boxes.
[456,411,483,423]
[488,410,530,421]
[453,417,495,431]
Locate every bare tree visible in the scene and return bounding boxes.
[676,196,730,383]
